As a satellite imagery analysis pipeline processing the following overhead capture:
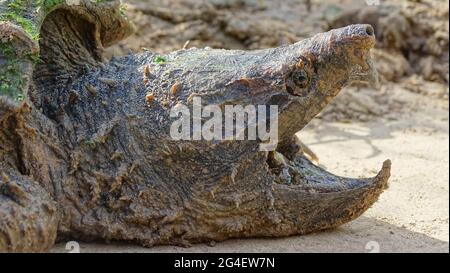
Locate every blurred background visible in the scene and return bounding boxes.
[63,0,448,252]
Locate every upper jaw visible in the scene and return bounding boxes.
[329,24,378,87]
[349,47,379,88]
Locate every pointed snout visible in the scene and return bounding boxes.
[337,24,376,44]
[335,25,378,87]
[304,24,378,89]
[309,24,376,55]
[306,24,376,64]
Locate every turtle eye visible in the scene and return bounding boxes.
[285,68,311,96]
[292,70,309,88]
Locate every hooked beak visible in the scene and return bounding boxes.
[310,24,379,89]
[349,45,380,88]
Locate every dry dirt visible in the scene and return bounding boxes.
[52,0,449,253]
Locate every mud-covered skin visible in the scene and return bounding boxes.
[0,1,390,252]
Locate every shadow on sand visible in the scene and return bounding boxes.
[51,216,449,253]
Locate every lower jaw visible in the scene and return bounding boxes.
[265,148,391,234]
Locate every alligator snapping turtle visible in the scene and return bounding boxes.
[0,0,390,252]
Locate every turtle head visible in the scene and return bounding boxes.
[254,24,379,141]
[286,24,378,99]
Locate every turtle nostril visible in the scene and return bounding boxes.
[365,25,374,36]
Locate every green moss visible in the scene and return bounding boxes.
[0,42,25,102]
[1,0,128,40]
[0,0,36,101]
[0,13,39,40]
[119,3,127,17]
[0,0,129,101]
[154,56,167,64]
[0,1,70,41]
[81,139,97,149]
[7,0,27,12]
[0,0,40,40]
[34,0,65,11]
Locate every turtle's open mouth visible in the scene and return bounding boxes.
[268,54,388,195]
[271,41,389,193]
[264,25,390,232]
[268,137,390,194]
[268,150,390,234]
[266,130,390,233]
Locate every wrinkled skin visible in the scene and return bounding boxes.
[0,1,390,252]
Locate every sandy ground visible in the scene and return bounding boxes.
[52,88,449,253]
